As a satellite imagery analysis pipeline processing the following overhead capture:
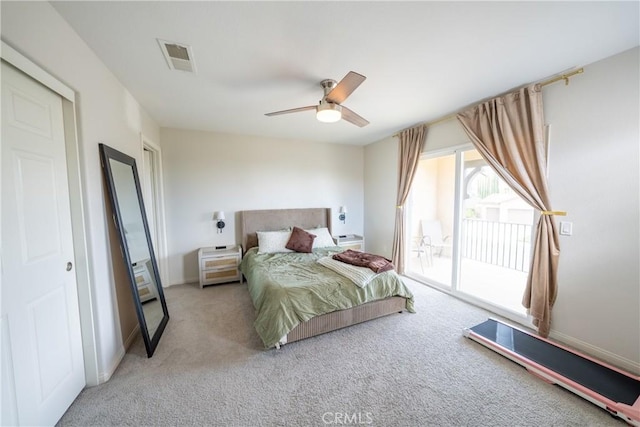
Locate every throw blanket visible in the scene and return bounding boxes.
[317,256,387,288]
[332,249,395,273]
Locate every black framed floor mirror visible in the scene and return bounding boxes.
[99,143,169,357]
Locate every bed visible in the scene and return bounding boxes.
[238,208,415,348]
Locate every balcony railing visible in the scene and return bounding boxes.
[461,219,532,272]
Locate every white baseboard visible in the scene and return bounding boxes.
[123,324,140,350]
[94,326,138,385]
[170,276,199,287]
[550,329,640,375]
[96,344,126,385]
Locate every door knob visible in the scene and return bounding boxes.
[66,262,73,271]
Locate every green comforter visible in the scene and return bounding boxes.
[239,247,415,348]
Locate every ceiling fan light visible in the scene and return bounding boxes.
[317,103,342,123]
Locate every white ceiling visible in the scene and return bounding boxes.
[52,1,639,146]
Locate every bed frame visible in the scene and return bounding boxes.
[239,208,407,347]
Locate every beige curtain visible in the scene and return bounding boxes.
[456,84,559,337]
[392,125,427,274]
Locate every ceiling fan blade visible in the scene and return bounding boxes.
[265,105,316,116]
[341,106,369,127]
[325,71,366,104]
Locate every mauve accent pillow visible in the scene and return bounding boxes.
[286,226,316,253]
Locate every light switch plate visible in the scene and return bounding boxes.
[559,221,573,236]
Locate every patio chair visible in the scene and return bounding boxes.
[411,235,432,272]
[420,220,451,259]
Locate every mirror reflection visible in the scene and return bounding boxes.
[100,144,169,357]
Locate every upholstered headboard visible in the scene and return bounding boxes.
[239,208,332,251]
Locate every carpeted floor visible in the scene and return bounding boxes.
[58,278,623,426]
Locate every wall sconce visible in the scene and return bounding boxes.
[339,206,347,224]
[213,211,225,233]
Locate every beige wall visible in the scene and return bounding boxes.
[543,47,639,372]
[409,159,438,241]
[363,136,398,258]
[364,47,640,373]
[160,128,364,285]
[435,156,456,239]
[1,2,161,384]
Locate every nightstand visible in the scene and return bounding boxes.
[132,260,157,303]
[198,245,242,288]
[334,234,365,252]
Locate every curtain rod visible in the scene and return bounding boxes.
[393,68,584,136]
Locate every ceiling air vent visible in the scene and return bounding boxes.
[158,39,196,73]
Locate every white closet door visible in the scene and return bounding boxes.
[1,61,85,425]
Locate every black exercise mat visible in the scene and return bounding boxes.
[469,319,640,406]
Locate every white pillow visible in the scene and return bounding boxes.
[305,227,336,248]
[257,230,293,254]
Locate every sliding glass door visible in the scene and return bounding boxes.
[407,147,533,315]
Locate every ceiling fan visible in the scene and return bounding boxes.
[265,71,369,127]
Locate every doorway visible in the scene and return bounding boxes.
[140,137,169,287]
[407,147,533,315]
